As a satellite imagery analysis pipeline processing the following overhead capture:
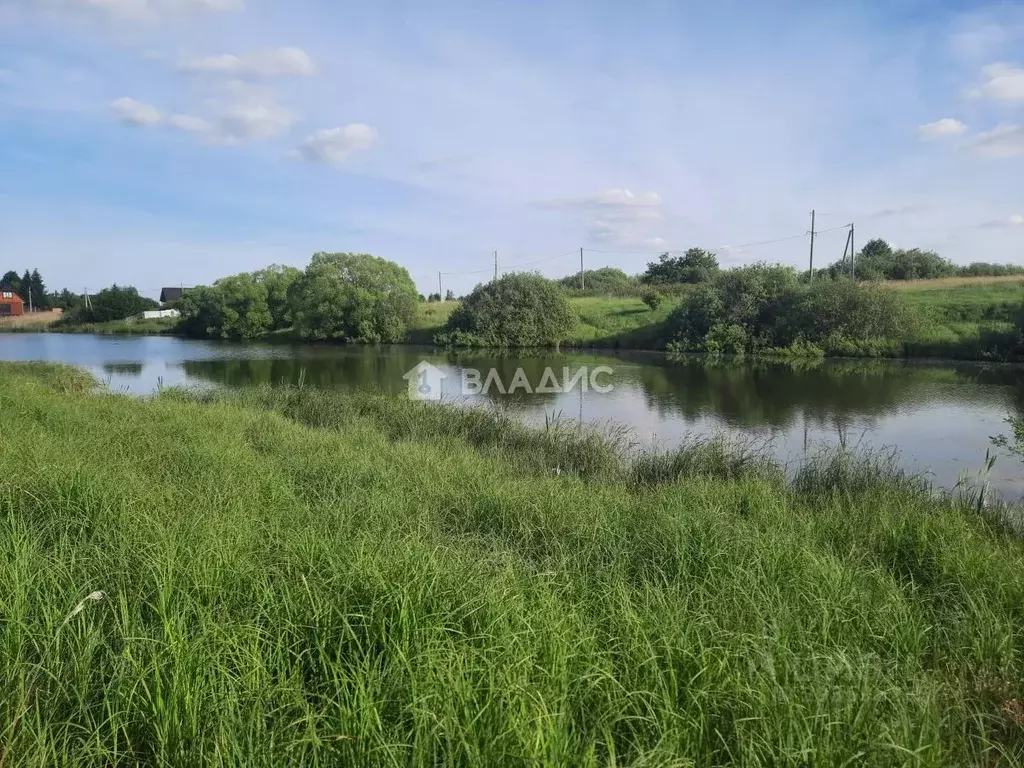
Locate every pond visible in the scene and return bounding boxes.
[2,333,1023,500]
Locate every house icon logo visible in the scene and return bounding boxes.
[402,361,448,401]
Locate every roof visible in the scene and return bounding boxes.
[159,287,191,303]
[0,283,23,301]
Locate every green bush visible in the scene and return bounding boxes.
[176,267,301,340]
[823,239,959,281]
[288,253,419,343]
[797,279,918,346]
[54,285,158,325]
[958,262,1024,278]
[666,267,918,354]
[436,273,576,347]
[666,264,801,351]
[640,289,664,310]
[642,248,720,285]
[559,268,640,297]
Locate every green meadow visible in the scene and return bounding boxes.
[1,362,1023,765]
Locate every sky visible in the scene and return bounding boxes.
[0,0,1022,298]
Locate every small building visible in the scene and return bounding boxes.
[130,309,181,321]
[0,284,25,317]
[159,287,191,304]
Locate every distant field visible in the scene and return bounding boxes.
[883,275,1024,291]
[890,278,1024,325]
[0,310,63,331]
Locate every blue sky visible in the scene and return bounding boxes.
[0,0,1022,298]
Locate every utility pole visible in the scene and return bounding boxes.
[850,223,856,280]
[84,288,91,311]
[27,287,32,313]
[808,209,816,280]
[841,226,854,276]
[580,247,585,291]
[493,250,498,281]
[437,272,442,299]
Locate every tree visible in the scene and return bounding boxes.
[252,265,301,329]
[20,270,32,306]
[1,271,21,294]
[844,239,958,281]
[50,289,83,311]
[176,270,289,340]
[642,248,719,285]
[445,289,456,301]
[70,285,158,323]
[435,273,576,347]
[288,253,420,342]
[30,270,49,310]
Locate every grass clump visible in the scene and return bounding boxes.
[2,362,1024,765]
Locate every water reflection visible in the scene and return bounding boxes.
[1,333,1022,497]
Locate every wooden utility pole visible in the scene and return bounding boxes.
[841,226,853,275]
[808,209,816,280]
[437,272,442,299]
[493,250,498,281]
[850,223,856,279]
[27,287,32,313]
[580,247,585,291]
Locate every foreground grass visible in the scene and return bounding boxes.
[2,363,1024,766]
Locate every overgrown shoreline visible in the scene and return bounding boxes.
[1,362,1023,765]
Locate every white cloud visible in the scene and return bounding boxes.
[538,188,663,211]
[968,123,1024,158]
[179,48,316,78]
[295,124,378,164]
[111,96,161,125]
[168,114,209,133]
[211,100,298,143]
[977,214,1024,229]
[31,0,243,22]
[917,117,967,139]
[163,83,299,144]
[970,63,1024,101]
[536,188,666,248]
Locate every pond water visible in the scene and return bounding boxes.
[3,333,1023,500]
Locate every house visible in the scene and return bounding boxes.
[159,287,191,304]
[0,284,25,317]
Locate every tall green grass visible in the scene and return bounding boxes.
[2,363,1024,765]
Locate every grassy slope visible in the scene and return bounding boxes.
[2,362,1023,766]
[410,280,1023,358]
[409,296,675,349]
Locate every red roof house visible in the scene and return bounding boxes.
[0,285,25,316]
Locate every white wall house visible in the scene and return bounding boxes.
[130,309,180,321]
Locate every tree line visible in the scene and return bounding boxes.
[553,240,1024,298]
[1,269,50,309]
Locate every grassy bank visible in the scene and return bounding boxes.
[12,276,1024,361]
[48,317,181,335]
[2,362,1024,765]
[0,310,64,333]
[408,296,678,349]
